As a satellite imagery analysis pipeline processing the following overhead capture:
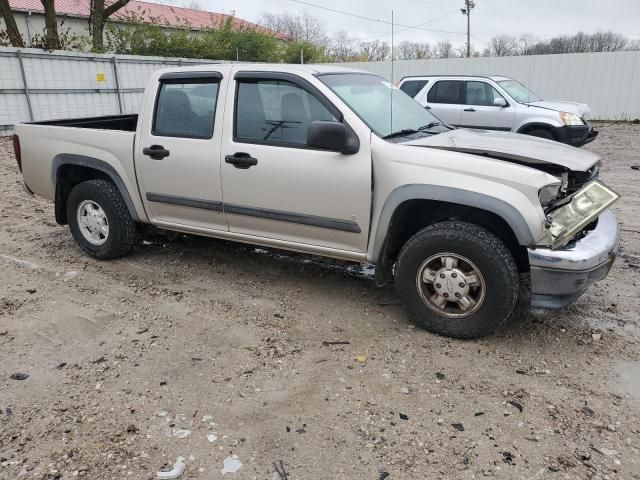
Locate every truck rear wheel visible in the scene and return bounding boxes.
[395,221,519,339]
[66,179,136,260]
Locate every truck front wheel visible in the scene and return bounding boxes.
[395,221,519,339]
[66,179,136,260]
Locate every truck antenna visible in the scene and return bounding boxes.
[390,10,394,133]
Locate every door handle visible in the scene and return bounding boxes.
[143,145,170,160]
[424,105,431,110]
[464,108,476,112]
[225,152,258,169]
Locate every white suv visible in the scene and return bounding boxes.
[398,75,598,147]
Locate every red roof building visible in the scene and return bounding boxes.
[7,0,290,40]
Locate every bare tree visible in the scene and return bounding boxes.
[40,0,60,50]
[396,40,431,60]
[359,40,390,61]
[329,30,357,62]
[0,0,24,47]
[525,31,629,55]
[517,33,537,55]
[490,34,518,56]
[89,0,130,51]
[433,40,454,59]
[261,10,329,46]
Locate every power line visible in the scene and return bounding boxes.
[289,0,467,36]
[355,9,461,41]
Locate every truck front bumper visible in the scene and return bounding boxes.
[527,210,620,309]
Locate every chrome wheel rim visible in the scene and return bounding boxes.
[416,253,486,318]
[77,200,109,246]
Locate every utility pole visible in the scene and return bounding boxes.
[460,0,475,57]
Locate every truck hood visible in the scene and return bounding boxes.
[525,100,590,117]
[405,128,600,172]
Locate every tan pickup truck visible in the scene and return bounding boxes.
[13,64,620,338]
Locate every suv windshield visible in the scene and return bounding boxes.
[497,79,542,103]
[319,73,448,139]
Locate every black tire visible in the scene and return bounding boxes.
[66,179,136,260]
[526,128,555,140]
[395,221,519,339]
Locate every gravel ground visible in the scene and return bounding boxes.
[1,123,639,480]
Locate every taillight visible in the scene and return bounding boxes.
[12,134,22,172]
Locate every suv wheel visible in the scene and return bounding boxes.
[67,179,136,260]
[526,128,554,140]
[395,221,519,339]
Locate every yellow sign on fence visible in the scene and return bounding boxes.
[96,73,106,82]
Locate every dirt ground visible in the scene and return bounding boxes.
[1,123,639,480]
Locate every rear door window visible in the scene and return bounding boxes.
[153,79,220,139]
[399,79,429,98]
[427,80,464,104]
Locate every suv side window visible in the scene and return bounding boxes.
[154,79,220,139]
[235,79,337,146]
[399,79,429,98]
[427,80,464,104]
[465,81,505,106]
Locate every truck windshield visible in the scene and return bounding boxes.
[319,73,448,139]
[497,79,542,103]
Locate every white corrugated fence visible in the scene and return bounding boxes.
[1,48,639,135]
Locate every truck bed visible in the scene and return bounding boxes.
[29,114,138,132]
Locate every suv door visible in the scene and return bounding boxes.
[424,80,463,126]
[220,70,371,254]
[460,80,515,131]
[136,69,229,231]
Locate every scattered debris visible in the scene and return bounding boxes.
[515,369,528,375]
[26,288,36,294]
[273,460,289,480]
[171,428,191,439]
[136,326,149,334]
[508,400,524,412]
[592,333,602,341]
[54,362,67,370]
[356,355,367,363]
[502,451,514,465]
[399,386,410,394]
[631,165,640,170]
[474,412,485,417]
[156,456,185,479]
[399,413,409,421]
[62,271,78,282]
[452,423,465,432]
[221,455,242,475]
[4,406,12,416]
[0,330,7,336]
[207,434,218,443]
[321,340,350,346]
[378,471,390,480]
[9,373,28,381]
[593,446,618,456]
[202,415,214,423]
[92,356,108,364]
[435,372,445,381]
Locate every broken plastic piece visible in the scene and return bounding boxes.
[156,456,185,479]
[207,433,218,443]
[221,455,242,475]
[171,428,191,439]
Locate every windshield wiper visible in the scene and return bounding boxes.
[383,128,420,139]
[418,122,444,130]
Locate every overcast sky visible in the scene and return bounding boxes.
[169,0,640,48]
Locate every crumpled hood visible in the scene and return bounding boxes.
[405,128,600,172]
[525,100,590,117]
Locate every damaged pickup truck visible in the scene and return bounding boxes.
[13,64,620,338]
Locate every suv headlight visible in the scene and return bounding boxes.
[559,111,584,126]
[547,181,619,248]
[539,183,561,207]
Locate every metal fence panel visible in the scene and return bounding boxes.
[339,50,640,121]
[2,48,640,136]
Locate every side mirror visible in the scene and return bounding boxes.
[307,121,359,154]
[493,97,507,107]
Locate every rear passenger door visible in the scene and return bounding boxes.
[424,80,464,126]
[136,69,229,231]
[460,80,515,131]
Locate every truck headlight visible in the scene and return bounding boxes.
[539,183,561,207]
[547,181,619,248]
[559,111,584,126]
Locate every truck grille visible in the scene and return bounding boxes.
[567,164,599,194]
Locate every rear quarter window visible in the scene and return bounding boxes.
[399,79,429,98]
